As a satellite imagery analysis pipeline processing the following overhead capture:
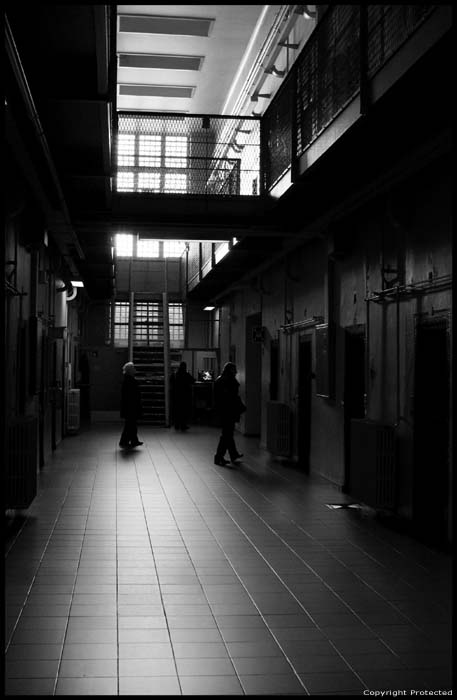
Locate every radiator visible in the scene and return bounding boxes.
[67,389,80,433]
[350,419,396,509]
[266,401,292,456]
[6,416,38,509]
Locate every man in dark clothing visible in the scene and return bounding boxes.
[119,362,143,448]
[214,362,245,466]
[171,361,195,431]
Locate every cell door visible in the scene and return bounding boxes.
[298,337,312,472]
[343,326,366,492]
[413,318,450,548]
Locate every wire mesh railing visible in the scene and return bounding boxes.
[114,7,438,197]
[116,113,260,196]
[366,5,435,77]
[296,4,361,159]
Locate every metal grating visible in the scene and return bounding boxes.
[262,71,294,191]
[116,113,260,196]
[296,5,360,157]
[367,5,435,77]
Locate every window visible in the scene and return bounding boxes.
[134,302,162,345]
[118,134,135,166]
[215,241,230,263]
[165,136,187,168]
[108,301,130,346]
[138,135,161,167]
[137,239,160,257]
[163,240,186,258]
[164,173,187,193]
[115,234,134,256]
[169,303,184,348]
[117,172,135,192]
[138,172,161,192]
[117,131,188,193]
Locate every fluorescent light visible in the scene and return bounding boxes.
[71,281,84,287]
[203,306,215,311]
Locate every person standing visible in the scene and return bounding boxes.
[214,362,245,466]
[171,361,195,431]
[119,362,143,448]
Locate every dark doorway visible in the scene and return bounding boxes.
[413,318,450,548]
[297,337,313,472]
[343,326,366,492]
[270,340,279,400]
[51,341,57,451]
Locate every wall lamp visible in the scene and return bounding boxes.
[251,92,272,102]
[295,5,317,19]
[264,65,285,78]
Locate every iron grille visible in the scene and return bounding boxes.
[367,5,435,77]
[262,71,294,191]
[116,113,260,196]
[296,5,360,156]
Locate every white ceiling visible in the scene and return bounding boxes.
[116,5,282,115]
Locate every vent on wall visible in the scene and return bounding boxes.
[119,85,195,98]
[119,54,203,71]
[119,15,214,37]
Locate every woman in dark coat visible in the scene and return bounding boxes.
[119,362,143,448]
[171,361,195,431]
[214,362,245,466]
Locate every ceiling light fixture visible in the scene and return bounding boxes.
[203,306,215,311]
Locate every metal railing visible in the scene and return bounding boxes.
[114,6,437,198]
[115,113,260,196]
[262,4,436,191]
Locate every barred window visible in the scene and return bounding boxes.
[169,302,184,348]
[164,173,187,193]
[163,240,186,258]
[137,239,160,258]
[165,136,187,168]
[117,172,134,192]
[115,234,134,256]
[138,135,161,167]
[138,172,161,192]
[107,301,130,347]
[118,134,135,166]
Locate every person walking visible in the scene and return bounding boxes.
[119,362,143,448]
[214,362,245,466]
[171,361,195,431]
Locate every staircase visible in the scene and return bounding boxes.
[131,299,182,426]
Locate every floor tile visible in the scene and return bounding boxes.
[119,676,181,695]
[4,425,452,696]
[55,677,118,695]
[179,675,244,695]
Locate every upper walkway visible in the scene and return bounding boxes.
[5,425,452,695]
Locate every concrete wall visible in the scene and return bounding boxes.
[217,165,452,518]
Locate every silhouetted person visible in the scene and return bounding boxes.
[171,361,195,431]
[119,362,143,448]
[214,362,245,466]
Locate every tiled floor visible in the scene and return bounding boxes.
[5,424,453,695]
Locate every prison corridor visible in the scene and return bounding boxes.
[5,425,452,696]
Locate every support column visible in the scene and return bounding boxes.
[128,291,134,362]
[162,292,170,426]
